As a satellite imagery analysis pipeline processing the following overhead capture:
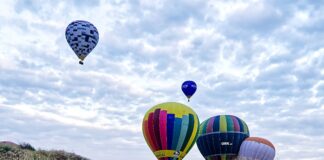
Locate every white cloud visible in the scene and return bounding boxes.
[0,0,323,159]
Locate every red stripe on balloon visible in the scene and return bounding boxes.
[159,110,168,150]
[154,109,162,150]
[231,115,240,132]
[143,120,154,151]
[148,112,158,151]
[206,116,215,133]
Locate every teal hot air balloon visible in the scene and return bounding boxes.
[196,115,250,160]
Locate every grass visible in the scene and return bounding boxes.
[0,142,89,160]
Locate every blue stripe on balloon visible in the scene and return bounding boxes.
[213,116,220,132]
[167,114,175,150]
[232,133,241,154]
[220,133,227,154]
[206,134,214,156]
[227,132,235,154]
[196,137,207,156]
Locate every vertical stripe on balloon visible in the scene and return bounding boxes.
[231,124,241,153]
[243,121,249,135]
[172,118,182,150]
[225,116,234,154]
[220,115,227,132]
[207,116,215,133]
[213,116,220,132]
[201,120,208,134]
[159,110,168,150]
[176,115,189,151]
[231,115,240,132]
[148,112,158,151]
[226,115,234,132]
[184,115,198,154]
[181,114,194,151]
[154,109,162,150]
[211,131,219,157]
[196,136,205,156]
[207,134,215,156]
[237,117,244,133]
[143,120,154,151]
[167,114,175,150]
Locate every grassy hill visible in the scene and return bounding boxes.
[0,141,89,160]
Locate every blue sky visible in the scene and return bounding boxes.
[0,0,323,159]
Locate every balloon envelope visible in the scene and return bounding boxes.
[181,81,197,101]
[196,115,250,160]
[238,137,275,160]
[65,20,99,64]
[142,102,199,160]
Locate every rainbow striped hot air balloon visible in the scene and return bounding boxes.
[238,137,276,160]
[142,102,199,160]
[196,115,250,160]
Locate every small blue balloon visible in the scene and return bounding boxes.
[181,80,197,102]
[65,20,99,65]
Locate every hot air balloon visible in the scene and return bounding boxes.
[65,20,99,65]
[238,137,275,160]
[181,81,197,102]
[142,102,200,160]
[196,115,250,160]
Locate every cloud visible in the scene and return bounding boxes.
[0,0,323,160]
[226,2,285,32]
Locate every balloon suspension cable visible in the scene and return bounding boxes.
[79,61,84,65]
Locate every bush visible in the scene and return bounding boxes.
[0,146,12,153]
[0,142,89,160]
[19,143,35,151]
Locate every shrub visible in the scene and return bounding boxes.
[19,143,35,151]
[0,146,12,153]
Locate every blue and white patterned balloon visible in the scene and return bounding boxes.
[65,20,99,65]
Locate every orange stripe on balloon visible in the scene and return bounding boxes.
[245,137,275,150]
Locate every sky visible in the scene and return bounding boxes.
[0,0,323,159]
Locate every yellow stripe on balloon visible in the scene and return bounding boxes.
[220,115,227,132]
